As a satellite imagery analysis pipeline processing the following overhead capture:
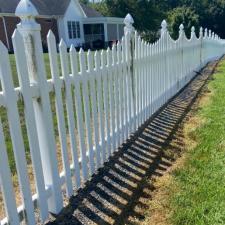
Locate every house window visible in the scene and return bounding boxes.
[67,21,81,39]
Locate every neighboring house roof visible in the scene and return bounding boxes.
[0,0,102,17]
[80,3,103,17]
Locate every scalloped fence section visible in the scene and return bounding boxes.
[0,3,225,225]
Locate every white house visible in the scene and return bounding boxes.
[0,0,124,51]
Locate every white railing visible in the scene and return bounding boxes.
[0,1,225,225]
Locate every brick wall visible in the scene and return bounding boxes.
[0,16,59,52]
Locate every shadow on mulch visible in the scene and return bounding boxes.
[46,59,220,225]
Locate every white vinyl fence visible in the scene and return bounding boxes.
[0,1,225,225]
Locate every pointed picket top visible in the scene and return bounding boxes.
[101,50,106,68]
[0,40,14,91]
[204,28,208,38]
[94,50,100,69]
[117,41,121,61]
[191,26,196,38]
[209,29,212,38]
[47,30,56,42]
[59,39,67,52]
[87,49,93,72]
[79,48,86,73]
[199,27,203,38]
[106,47,111,66]
[12,28,23,43]
[112,44,116,65]
[69,45,78,75]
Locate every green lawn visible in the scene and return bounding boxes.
[1,52,92,174]
[169,60,225,224]
[0,54,50,173]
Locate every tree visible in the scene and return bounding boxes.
[92,0,165,41]
[168,7,200,39]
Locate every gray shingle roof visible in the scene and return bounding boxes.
[0,0,102,17]
[80,3,102,17]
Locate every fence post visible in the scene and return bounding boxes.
[124,13,136,131]
[15,0,63,214]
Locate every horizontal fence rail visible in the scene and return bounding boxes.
[0,3,225,225]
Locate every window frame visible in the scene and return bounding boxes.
[67,21,81,39]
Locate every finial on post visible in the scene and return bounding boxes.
[16,0,38,28]
[124,13,135,34]
[161,20,167,36]
[179,24,184,36]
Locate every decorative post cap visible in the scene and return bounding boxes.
[161,20,167,31]
[124,13,135,34]
[161,20,167,36]
[15,0,40,30]
[179,24,184,36]
[15,0,38,18]
[124,13,134,26]
[179,24,184,31]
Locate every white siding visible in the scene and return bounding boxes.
[58,0,85,47]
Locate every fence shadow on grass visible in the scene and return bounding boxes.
[47,60,219,225]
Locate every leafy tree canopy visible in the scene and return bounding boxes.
[168,7,199,39]
[91,0,225,40]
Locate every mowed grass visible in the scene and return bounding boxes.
[169,60,225,224]
[0,54,53,174]
[1,52,93,175]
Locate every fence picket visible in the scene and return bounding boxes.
[0,41,36,225]
[95,51,106,164]
[49,36,73,197]
[101,50,111,158]
[117,42,124,145]
[70,47,89,182]
[107,47,116,154]
[115,42,121,148]
[0,118,19,225]
[79,49,95,174]
[88,50,101,168]
[121,37,129,140]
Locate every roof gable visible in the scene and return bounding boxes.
[80,3,103,17]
